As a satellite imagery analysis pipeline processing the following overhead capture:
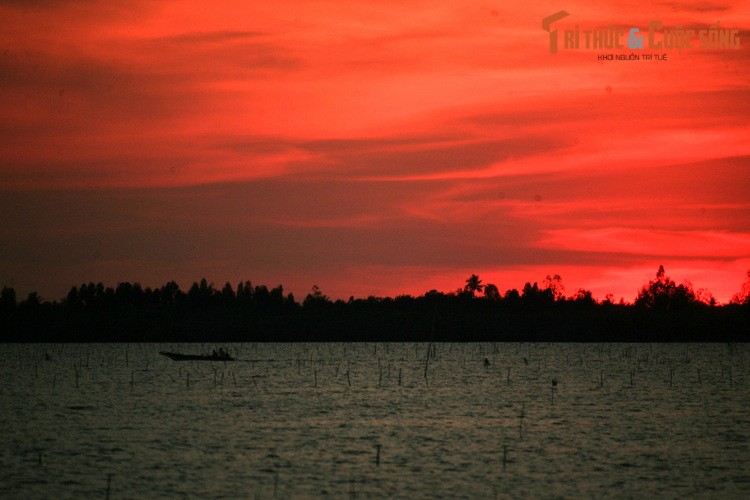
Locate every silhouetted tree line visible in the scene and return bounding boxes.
[1,268,748,342]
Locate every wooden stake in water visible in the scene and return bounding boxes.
[507,367,511,387]
[698,369,702,387]
[600,370,603,388]
[273,469,279,497]
[398,367,402,386]
[346,370,351,388]
[519,401,525,438]
[186,372,190,388]
[424,342,432,380]
[502,445,508,469]
[375,444,381,466]
[314,369,318,387]
[105,473,112,500]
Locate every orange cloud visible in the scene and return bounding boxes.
[539,228,750,258]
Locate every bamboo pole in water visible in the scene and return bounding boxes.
[105,473,112,500]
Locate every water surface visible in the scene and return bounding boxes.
[1,343,748,498]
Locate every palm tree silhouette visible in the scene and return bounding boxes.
[464,274,484,296]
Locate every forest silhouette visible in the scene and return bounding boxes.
[1,267,748,342]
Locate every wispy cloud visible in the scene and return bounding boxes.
[659,1,732,12]
[153,30,265,44]
[539,228,750,258]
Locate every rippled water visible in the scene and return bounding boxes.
[0,343,748,498]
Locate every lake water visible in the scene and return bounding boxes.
[0,343,748,498]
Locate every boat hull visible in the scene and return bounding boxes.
[159,351,235,361]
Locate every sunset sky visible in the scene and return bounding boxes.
[1,0,749,303]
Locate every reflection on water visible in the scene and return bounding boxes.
[0,343,748,498]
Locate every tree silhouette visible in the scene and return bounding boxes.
[730,271,750,305]
[2,270,748,342]
[0,286,16,312]
[187,279,215,309]
[160,281,181,307]
[571,288,596,305]
[464,274,484,296]
[220,282,236,305]
[635,265,696,310]
[543,274,565,301]
[503,288,521,305]
[23,291,41,308]
[521,282,554,306]
[484,283,500,300]
[694,287,716,307]
[236,280,253,304]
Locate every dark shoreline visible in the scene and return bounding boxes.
[3,301,747,343]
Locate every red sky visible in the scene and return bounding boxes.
[1,0,749,303]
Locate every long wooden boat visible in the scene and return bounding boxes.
[159,351,235,361]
